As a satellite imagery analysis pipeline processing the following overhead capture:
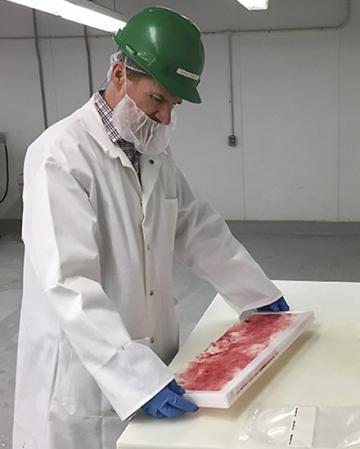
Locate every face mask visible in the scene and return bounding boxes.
[112,93,177,156]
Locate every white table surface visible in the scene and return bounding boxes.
[117,280,360,449]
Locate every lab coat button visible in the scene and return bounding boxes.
[146,244,150,251]
[149,289,155,296]
[150,337,155,344]
[149,159,154,165]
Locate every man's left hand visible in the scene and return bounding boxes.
[257,296,289,312]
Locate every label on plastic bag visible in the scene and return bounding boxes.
[287,406,316,447]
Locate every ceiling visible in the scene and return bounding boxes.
[101,0,348,32]
[0,0,349,37]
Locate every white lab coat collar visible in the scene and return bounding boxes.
[78,95,167,203]
[79,96,133,167]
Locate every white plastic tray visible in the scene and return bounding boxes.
[175,311,314,408]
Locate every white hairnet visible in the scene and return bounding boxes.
[106,49,148,82]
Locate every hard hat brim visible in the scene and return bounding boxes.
[183,87,201,104]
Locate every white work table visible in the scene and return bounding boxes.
[117,281,360,449]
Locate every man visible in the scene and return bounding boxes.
[13,6,288,449]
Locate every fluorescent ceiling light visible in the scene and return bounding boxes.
[237,0,269,10]
[61,0,126,32]
[5,0,126,32]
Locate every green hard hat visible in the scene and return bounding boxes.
[113,7,204,103]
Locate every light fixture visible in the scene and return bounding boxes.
[5,0,126,32]
[237,0,269,10]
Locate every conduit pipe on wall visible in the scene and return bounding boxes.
[32,9,48,129]
[31,17,94,131]
[84,25,94,96]
[227,33,236,147]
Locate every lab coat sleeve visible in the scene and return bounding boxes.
[174,169,282,312]
[22,158,174,420]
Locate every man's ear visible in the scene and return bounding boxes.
[112,61,126,88]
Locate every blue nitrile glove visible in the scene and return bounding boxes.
[143,380,198,418]
[257,296,290,312]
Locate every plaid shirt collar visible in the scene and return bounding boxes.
[94,91,142,179]
[94,91,124,144]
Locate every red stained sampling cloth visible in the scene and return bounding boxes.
[176,313,298,392]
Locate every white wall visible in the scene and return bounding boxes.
[0,1,360,221]
[174,2,360,220]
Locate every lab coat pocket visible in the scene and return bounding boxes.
[66,350,110,418]
[133,337,151,347]
[52,334,106,418]
[161,159,177,200]
[50,333,72,411]
[164,198,178,249]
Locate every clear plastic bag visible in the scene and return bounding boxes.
[239,404,360,448]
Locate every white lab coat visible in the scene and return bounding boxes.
[13,96,282,449]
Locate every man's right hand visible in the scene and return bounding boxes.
[142,380,198,418]
[257,296,289,312]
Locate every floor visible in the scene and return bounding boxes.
[1,225,360,448]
